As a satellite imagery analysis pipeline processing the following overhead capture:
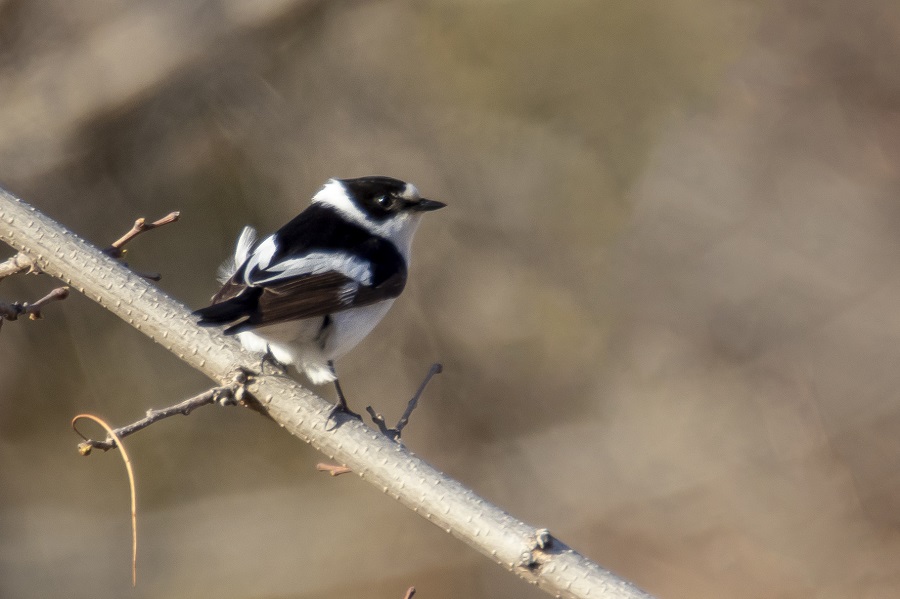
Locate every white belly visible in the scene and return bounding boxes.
[235,299,395,385]
[324,299,395,359]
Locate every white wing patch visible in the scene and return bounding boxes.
[250,235,278,270]
[240,234,278,281]
[234,226,258,266]
[249,251,373,286]
[218,226,258,283]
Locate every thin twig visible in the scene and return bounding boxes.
[315,463,353,476]
[71,414,138,587]
[76,380,244,454]
[366,363,442,441]
[0,286,69,327]
[0,210,177,311]
[0,211,179,283]
[102,211,180,280]
[105,212,180,259]
[403,587,416,599]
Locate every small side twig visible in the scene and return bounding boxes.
[0,211,178,314]
[104,212,180,259]
[367,363,441,441]
[403,587,416,599]
[0,211,180,283]
[75,377,246,455]
[0,286,69,330]
[315,463,353,476]
[103,211,180,280]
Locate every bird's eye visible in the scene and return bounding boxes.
[376,196,395,209]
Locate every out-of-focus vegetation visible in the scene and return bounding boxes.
[2,1,899,597]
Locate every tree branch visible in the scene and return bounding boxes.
[0,188,655,599]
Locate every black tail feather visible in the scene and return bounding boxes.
[193,289,260,331]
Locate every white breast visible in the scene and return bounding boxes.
[324,300,395,359]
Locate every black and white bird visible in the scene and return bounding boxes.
[194,176,445,415]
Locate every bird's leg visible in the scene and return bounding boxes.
[259,344,288,376]
[327,361,362,422]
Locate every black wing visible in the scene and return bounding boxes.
[194,205,407,334]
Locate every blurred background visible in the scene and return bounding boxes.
[1,0,899,597]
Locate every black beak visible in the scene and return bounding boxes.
[410,198,447,212]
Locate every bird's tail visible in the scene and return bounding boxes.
[193,291,260,334]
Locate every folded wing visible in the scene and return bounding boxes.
[194,251,406,334]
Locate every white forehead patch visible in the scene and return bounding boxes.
[402,183,420,200]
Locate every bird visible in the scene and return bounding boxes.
[193,176,445,417]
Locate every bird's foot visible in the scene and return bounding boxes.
[259,346,288,376]
[327,360,362,428]
[327,399,363,424]
[325,364,363,427]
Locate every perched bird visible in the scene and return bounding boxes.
[194,176,445,416]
